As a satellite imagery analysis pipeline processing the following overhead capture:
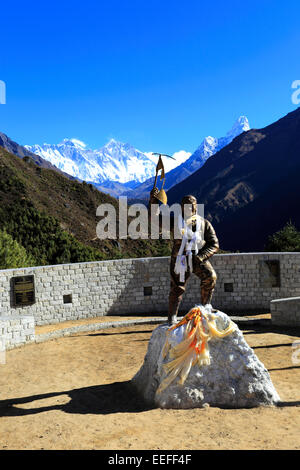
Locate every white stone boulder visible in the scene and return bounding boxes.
[131,310,281,409]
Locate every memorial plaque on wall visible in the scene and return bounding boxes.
[12,275,35,306]
[258,260,281,288]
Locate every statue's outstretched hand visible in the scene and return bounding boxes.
[150,187,159,204]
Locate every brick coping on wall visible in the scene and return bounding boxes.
[271,296,300,303]
[1,252,300,274]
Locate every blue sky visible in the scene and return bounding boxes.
[1,0,300,154]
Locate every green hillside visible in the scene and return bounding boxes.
[0,147,171,268]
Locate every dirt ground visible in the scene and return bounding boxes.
[0,317,299,450]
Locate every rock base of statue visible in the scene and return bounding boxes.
[131,309,281,409]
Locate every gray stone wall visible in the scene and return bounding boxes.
[210,253,300,313]
[270,297,300,326]
[0,252,299,326]
[0,316,35,350]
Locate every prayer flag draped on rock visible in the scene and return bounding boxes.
[157,306,236,394]
[132,306,281,409]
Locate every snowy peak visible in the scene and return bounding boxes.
[25,115,250,190]
[121,115,251,200]
[163,115,251,185]
[225,116,250,140]
[199,136,219,155]
[26,138,156,185]
[104,138,120,149]
[100,139,148,160]
[60,138,87,149]
[215,116,250,153]
[194,115,250,160]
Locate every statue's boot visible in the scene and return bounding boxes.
[168,297,181,326]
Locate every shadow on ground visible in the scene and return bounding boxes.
[0,380,299,417]
[1,319,299,418]
[0,381,154,417]
[85,330,154,337]
[238,321,300,338]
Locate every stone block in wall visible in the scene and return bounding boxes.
[271,297,300,326]
[0,315,35,350]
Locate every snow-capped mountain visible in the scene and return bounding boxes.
[177,115,250,175]
[25,138,158,184]
[25,116,250,197]
[122,116,251,200]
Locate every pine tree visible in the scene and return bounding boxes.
[265,221,300,252]
[0,229,36,269]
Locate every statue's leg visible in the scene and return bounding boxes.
[168,256,190,325]
[193,257,217,306]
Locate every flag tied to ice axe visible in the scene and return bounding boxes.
[151,152,175,205]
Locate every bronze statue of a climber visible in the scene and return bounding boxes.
[148,187,219,325]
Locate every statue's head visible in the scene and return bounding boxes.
[181,194,197,218]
